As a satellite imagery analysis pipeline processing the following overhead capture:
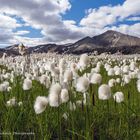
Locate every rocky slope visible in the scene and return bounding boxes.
[1,30,140,56]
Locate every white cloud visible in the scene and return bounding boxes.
[0,29,13,42]
[0,13,21,29]
[127,16,140,21]
[15,30,30,35]
[12,36,44,46]
[0,0,139,47]
[0,0,85,45]
[105,23,140,38]
[0,0,71,30]
[80,0,140,28]
[81,7,116,28]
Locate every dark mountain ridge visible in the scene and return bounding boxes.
[1,30,140,56]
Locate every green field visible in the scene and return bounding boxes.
[0,54,140,140]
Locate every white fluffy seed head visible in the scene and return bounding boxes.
[0,84,7,92]
[18,101,23,106]
[108,68,115,76]
[137,79,140,92]
[49,83,61,95]
[115,68,121,75]
[70,63,78,73]
[49,63,55,72]
[123,75,131,84]
[98,84,111,100]
[7,97,16,107]
[34,96,49,114]
[130,62,136,71]
[23,78,32,90]
[64,70,73,83]
[116,78,121,83]
[39,75,47,84]
[51,68,60,78]
[90,73,102,84]
[113,92,124,103]
[39,75,50,88]
[108,79,116,87]
[3,81,9,88]
[79,54,90,69]
[3,73,11,79]
[40,67,46,74]
[76,76,90,93]
[59,59,66,73]
[49,83,61,107]
[7,86,12,92]
[49,93,60,107]
[123,65,129,74]
[61,89,69,103]
[33,66,39,75]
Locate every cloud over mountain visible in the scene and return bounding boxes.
[0,0,139,47]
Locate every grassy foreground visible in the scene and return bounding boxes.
[0,56,140,140]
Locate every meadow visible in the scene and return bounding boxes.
[0,53,140,140]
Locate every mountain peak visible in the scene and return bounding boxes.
[1,30,140,56]
[103,30,122,35]
[74,36,93,45]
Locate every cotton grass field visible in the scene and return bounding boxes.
[0,53,140,140]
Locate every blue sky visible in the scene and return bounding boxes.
[0,0,139,47]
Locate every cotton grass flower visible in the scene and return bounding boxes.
[7,86,12,92]
[60,89,69,103]
[98,84,111,100]
[51,67,60,78]
[3,73,11,79]
[63,70,73,83]
[34,96,49,114]
[33,65,39,76]
[129,72,137,79]
[39,75,50,88]
[130,62,136,71]
[90,73,102,84]
[49,83,61,107]
[108,79,116,87]
[113,92,124,103]
[23,78,32,90]
[79,54,90,69]
[116,78,121,83]
[0,83,7,92]
[3,81,9,88]
[7,97,17,107]
[70,63,79,79]
[76,76,90,93]
[115,68,121,75]
[40,67,46,74]
[108,68,115,76]
[59,59,66,74]
[137,79,140,92]
[18,101,23,106]
[123,65,129,74]
[123,75,131,84]
[70,63,78,73]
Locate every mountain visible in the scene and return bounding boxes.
[61,30,140,54]
[1,30,140,56]
[92,30,140,47]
